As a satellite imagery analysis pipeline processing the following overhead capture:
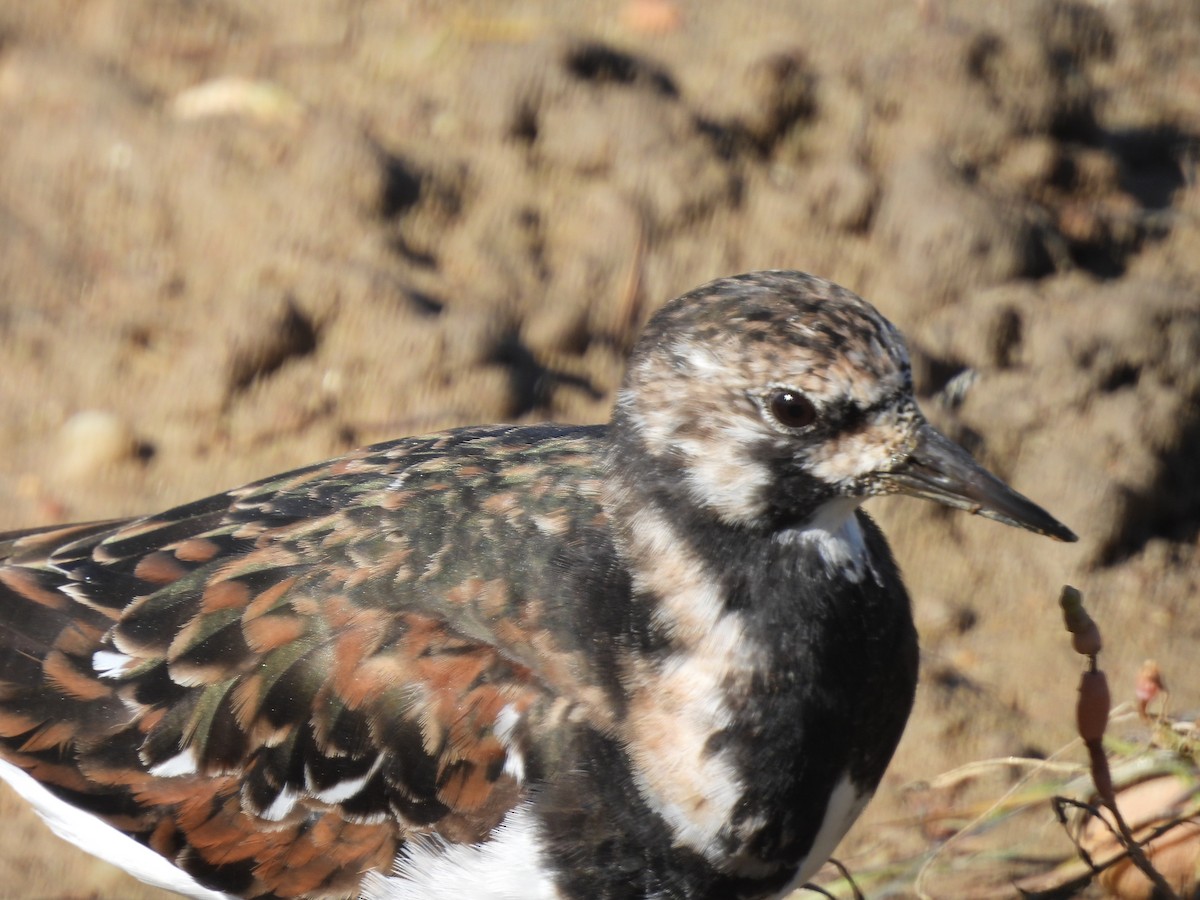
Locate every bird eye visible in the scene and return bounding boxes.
[768,389,817,429]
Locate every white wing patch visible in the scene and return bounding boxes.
[92,649,135,679]
[0,756,231,900]
[783,772,872,892]
[308,755,384,804]
[361,804,560,900]
[260,786,300,822]
[148,748,200,778]
[493,703,526,782]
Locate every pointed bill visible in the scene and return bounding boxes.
[879,423,1077,542]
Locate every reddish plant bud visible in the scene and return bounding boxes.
[1076,669,1111,743]
[1134,659,1166,719]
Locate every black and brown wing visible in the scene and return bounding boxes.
[0,424,616,899]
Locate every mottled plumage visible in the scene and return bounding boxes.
[0,271,1075,899]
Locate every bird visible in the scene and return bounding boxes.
[0,270,1076,900]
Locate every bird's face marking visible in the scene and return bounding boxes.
[799,403,919,487]
[617,271,920,528]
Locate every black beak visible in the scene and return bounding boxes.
[880,423,1077,542]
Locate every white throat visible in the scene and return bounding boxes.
[775,498,873,583]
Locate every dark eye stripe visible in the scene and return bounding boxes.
[825,389,909,432]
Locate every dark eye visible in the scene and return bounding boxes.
[768,389,817,429]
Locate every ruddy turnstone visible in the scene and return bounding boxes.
[0,270,1075,900]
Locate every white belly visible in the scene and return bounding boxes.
[359,804,561,900]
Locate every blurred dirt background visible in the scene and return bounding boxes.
[0,1,1198,897]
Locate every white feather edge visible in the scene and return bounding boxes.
[0,756,231,900]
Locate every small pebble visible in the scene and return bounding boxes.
[56,410,139,478]
[619,0,684,35]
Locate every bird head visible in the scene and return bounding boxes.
[614,270,1076,543]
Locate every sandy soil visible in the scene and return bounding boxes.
[0,1,1198,897]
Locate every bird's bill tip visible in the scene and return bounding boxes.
[881,424,1078,542]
